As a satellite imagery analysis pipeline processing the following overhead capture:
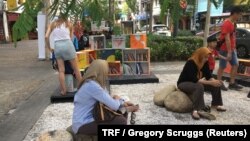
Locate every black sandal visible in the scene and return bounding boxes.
[198,111,216,120]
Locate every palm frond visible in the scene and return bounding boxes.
[125,0,137,13]
[12,0,44,47]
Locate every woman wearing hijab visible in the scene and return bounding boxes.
[45,15,82,95]
[72,59,139,135]
[177,47,226,120]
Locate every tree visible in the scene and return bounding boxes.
[11,0,136,46]
[203,0,224,46]
[159,0,196,37]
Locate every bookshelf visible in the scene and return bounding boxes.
[224,59,250,77]
[84,34,151,77]
[122,48,150,75]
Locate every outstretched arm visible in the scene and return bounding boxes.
[45,23,53,52]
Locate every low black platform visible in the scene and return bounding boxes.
[109,73,159,85]
[213,73,250,87]
[51,73,159,103]
[50,90,76,103]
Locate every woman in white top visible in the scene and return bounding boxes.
[45,15,82,95]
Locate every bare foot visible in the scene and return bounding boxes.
[213,106,227,112]
[125,105,139,112]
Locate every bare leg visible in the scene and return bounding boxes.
[230,65,238,84]
[217,67,224,81]
[69,57,82,84]
[57,59,66,95]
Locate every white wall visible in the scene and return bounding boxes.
[37,12,46,60]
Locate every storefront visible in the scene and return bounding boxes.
[6,11,19,41]
[0,12,4,42]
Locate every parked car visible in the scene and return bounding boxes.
[195,23,222,37]
[207,28,250,58]
[137,24,171,36]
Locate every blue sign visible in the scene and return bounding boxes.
[197,0,224,16]
[136,12,149,20]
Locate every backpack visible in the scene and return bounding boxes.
[51,52,74,75]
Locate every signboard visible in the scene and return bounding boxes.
[197,0,224,17]
[91,21,108,31]
[7,0,17,10]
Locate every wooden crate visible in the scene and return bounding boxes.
[76,51,88,69]
[112,35,126,49]
[108,61,121,76]
[122,48,150,75]
[76,50,96,69]
[224,59,250,77]
[130,34,147,49]
[89,35,106,50]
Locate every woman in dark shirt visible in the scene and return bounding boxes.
[177,47,226,120]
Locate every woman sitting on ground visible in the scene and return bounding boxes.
[177,47,226,120]
[72,59,139,135]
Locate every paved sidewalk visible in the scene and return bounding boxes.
[0,40,58,141]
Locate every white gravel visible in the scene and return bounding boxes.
[23,63,250,141]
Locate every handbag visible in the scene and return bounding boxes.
[92,102,126,122]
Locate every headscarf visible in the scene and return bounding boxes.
[79,59,109,89]
[189,47,211,79]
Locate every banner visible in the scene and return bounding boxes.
[98,125,250,140]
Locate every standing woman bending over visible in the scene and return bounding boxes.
[177,47,226,120]
[45,15,82,95]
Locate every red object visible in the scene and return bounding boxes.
[224,63,231,74]
[179,0,187,9]
[74,21,83,40]
[7,13,19,22]
[130,34,147,49]
[220,20,236,51]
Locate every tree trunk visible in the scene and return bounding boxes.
[203,0,211,47]
[109,0,115,24]
[149,0,153,33]
[173,21,178,37]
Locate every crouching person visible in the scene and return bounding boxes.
[72,59,139,136]
[177,47,226,120]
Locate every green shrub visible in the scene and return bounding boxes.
[147,34,203,61]
[177,30,195,36]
